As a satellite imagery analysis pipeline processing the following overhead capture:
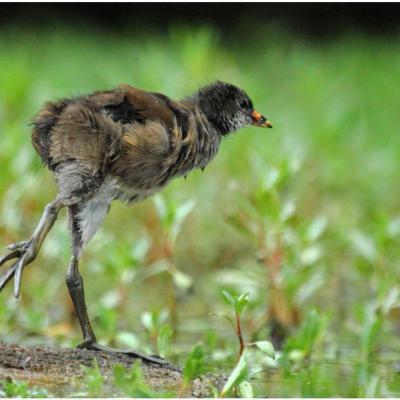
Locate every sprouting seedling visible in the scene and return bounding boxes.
[222,290,249,359]
[283,308,327,364]
[152,195,196,331]
[183,343,207,383]
[220,349,249,397]
[157,324,174,358]
[0,378,49,398]
[82,359,105,397]
[153,194,196,249]
[179,343,208,396]
[219,339,276,398]
[220,289,276,398]
[112,362,172,397]
[224,161,303,346]
[140,309,169,346]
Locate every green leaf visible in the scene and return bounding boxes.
[183,344,207,383]
[300,245,322,266]
[112,362,156,397]
[350,231,378,263]
[306,215,328,242]
[222,289,236,306]
[116,331,139,349]
[2,380,30,398]
[360,306,383,360]
[171,199,195,243]
[288,349,305,362]
[171,268,193,290]
[141,310,169,336]
[263,167,280,191]
[83,359,104,397]
[157,325,173,358]
[255,340,275,359]
[387,216,400,238]
[235,293,249,315]
[131,236,151,264]
[238,380,254,398]
[382,286,400,315]
[280,200,296,222]
[221,350,249,396]
[284,309,327,358]
[153,194,167,221]
[140,311,154,332]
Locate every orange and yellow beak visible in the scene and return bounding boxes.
[251,110,272,128]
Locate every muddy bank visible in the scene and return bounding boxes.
[0,343,224,397]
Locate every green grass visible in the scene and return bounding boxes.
[1,25,400,397]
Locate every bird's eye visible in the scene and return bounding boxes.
[240,100,248,109]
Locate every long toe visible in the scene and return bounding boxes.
[0,240,38,295]
[0,262,19,291]
[0,249,21,267]
[7,240,30,251]
[78,341,177,368]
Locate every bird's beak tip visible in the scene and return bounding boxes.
[251,110,272,129]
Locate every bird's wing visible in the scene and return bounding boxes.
[89,85,179,130]
[111,118,186,189]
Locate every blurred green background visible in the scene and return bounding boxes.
[1,4,400,397]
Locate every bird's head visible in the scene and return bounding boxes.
[196,81,272,135]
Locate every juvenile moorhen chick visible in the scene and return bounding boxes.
[0,81,272,365]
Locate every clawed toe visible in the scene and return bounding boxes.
[0,249,21,266]
[7,240,30,252]
[0,240,31,269]
[0,240,36,296]
[78,341,174,367]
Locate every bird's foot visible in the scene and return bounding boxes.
[77,340,176,368]
[0,240,37,296]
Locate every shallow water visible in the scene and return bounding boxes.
[249,358,400,397]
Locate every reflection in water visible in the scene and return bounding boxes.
[249,359,400,397]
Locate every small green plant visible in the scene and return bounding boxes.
[283,309,327,364]
[0,378,48,398]
[220,349,249,397]
[179,343,208,396]
[79,360,176,398]
[157,324,174,358]
[150,195,196,331]
[222,290,249,359]
[152,195,195,290]
[140,309,174,357]
[226,159,328,347]
[182,343,208,385]
[95,306,118,345]
[81,359,105,397]
[220,343,277,398]
[113,362,174,397]
[220,289,276,397]
[359,284,400,360]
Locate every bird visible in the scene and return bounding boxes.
[0,81,272,365]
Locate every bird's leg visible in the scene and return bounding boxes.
[65,255,97,344]
[66,257,173,367]
[0,198,63,296]
[66,208,174,368]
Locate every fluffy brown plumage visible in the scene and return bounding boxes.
[1,81,271,365]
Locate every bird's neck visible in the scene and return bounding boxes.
[183,95,229,136]
[171,99,222,176]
